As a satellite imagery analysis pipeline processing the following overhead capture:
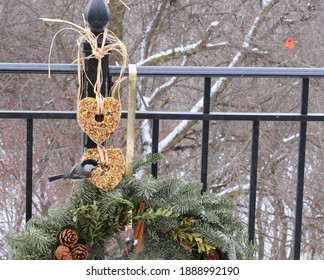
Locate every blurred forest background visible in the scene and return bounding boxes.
[1,0,324,259]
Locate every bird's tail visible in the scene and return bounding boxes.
[48,174,64,182]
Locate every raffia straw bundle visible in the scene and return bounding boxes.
[41,17,128,102]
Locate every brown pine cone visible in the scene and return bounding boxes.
[58,228,79,248]
[54,245,73,260]
[202,250,220,260]
[71,244,88,260]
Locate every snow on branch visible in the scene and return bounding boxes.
[138,18,225,66]
[217,184,250,197]
[140,1,168,61]
[138,41,228,66]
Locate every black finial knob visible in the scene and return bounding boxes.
[84,0,111,33]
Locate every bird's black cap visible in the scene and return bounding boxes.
[81,159,98,166]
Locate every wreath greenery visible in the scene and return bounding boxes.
[6,154,255,260]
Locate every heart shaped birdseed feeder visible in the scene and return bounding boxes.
[78,97,121,144]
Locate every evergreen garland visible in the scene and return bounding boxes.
[6,155,255,260]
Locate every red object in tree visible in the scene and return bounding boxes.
[286,37,294,49]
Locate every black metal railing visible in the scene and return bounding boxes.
[1,63,324,260]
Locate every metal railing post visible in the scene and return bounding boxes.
[248,121,260,243]
[82,0,112,149]
[201,77,211,192]
[25,119,33,222]
[151,119,159,178]
[293,78,309,260]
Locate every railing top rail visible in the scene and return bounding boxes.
[1,63,324,78]
[1,110,324,121]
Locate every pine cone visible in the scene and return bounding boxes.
[71,244,88,260]
[58,228,79,248]
[54,245,73,260]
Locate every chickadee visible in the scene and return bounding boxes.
[48,159,98,182]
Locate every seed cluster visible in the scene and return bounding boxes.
[82,147,126,190]
[78,97,121,144]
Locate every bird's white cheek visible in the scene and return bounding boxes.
[84,164,95,173]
